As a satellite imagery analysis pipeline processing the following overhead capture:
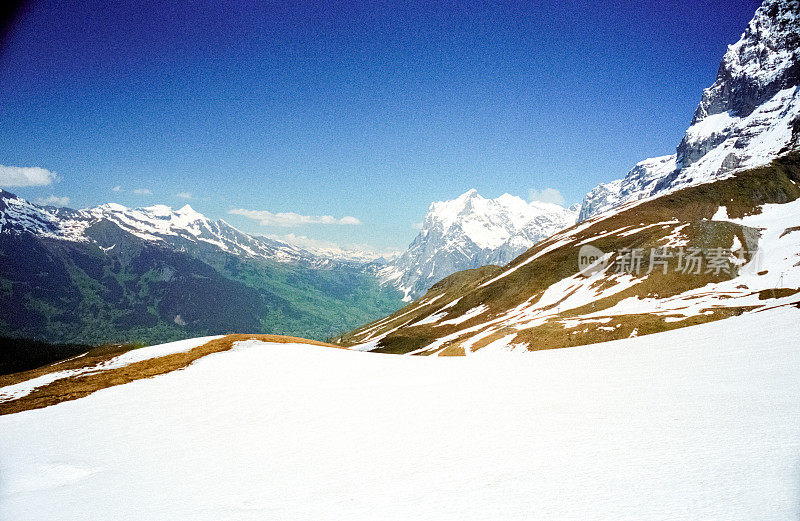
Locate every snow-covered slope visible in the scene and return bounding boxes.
[1,306,799,520]
[380,189,578,300]
[580,0,800,220]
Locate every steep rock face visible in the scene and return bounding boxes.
[379,189,578,300]
[689,0,799,127]
[581,0,800,220]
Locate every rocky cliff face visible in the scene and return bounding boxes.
[581,0,800,220]
[379,190,578,300]
[689,0,799,127]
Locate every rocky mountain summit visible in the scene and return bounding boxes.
[379,189,578,300]
[580,0,800,220]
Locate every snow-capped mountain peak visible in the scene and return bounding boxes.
[84,202,219,243]
[380,189,578,300]
[425,190,575,249]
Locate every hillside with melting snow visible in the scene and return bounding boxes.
[336,154,800,354]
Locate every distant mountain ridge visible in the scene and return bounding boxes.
[580,0,800,220]
[378,189,579,300]
[0,190,381,267]
[0,189,404,344]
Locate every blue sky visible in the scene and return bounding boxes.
[0,0,762,251]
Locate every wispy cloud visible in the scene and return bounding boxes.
[111,185,122,192]
[229,208,362,227]
[35,194,70,207]
[0,165,56,187]
[528,187,565,206]
[133,188,152,195]
[176,191,192,199]
[412,222,423,230]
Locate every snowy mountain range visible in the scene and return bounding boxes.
[3,2,800,518]
[0,189,404,344]
[380,0,800,299]
[377,189,579,300]
[579,0,799,220]
[0,190,382,267]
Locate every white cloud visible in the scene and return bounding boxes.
[133,188,152,195]
[412,222,423,230]
[229,208,362,227]
[176,192,192,199]
[111,185,122,192]
[35,195,70,207]
[0,165,56,187]
[338,216,361,225]
[528,187,565,206]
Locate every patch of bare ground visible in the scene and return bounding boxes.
[780,226,800,238]
[0,343,140,388]
[0,334,337,416]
